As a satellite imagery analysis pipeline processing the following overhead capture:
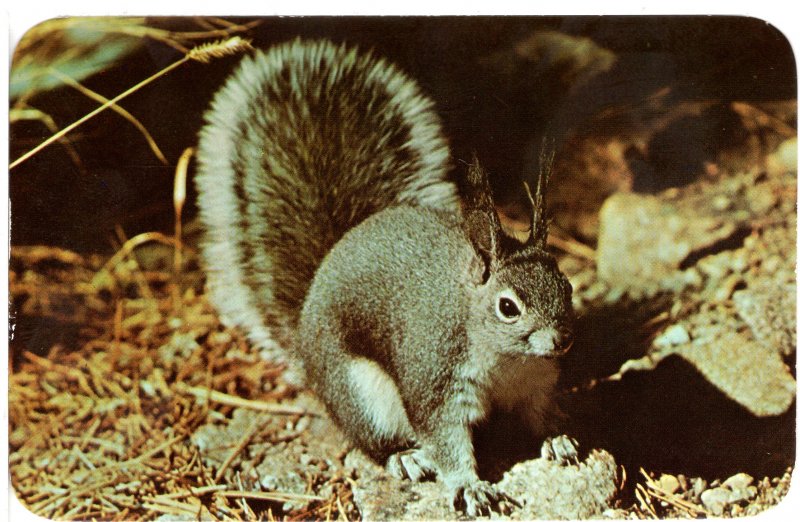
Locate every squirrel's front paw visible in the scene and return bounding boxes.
[386,448,436,482]
[452,481,516,517]
[540,434,579,465]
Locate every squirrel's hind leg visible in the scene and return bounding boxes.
[346,358,415,442]
[317,356,416,463]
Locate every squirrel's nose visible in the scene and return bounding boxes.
[554,327,574,354]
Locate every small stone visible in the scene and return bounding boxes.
[167,317,183,329]
[723,472,754,490]
[681,267,703,290]
[498,449,619,519]
[730,250,749,273]
[701,487,733,516]
[209,331,233,346]
[762,255,782,274]
[697,254,731,280]
[712,194,733,211]
[691,477,708,498]
[728,485,758,503]
[657,474,681,494]
[714,274,744,302]
[139,379,157,398]
[747,183,779,214]
[653,324,691,349]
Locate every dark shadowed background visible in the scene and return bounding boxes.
[9,16,796,252]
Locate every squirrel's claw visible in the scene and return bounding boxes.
[452,481,517,517]
[540,434,580,465]
[386,448,437,482]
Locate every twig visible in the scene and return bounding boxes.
[235,472,256,519]
[94,434,185,474]
[176,383,311,416]
[646,485,706,517]
[61,436,126,456]
[141,498,203,516]
[547,229,596,261]
[151,484,228,500]
[337,494,349,522]
[219,490,324,502]
[635,483,658,518]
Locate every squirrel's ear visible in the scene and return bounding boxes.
[462,159,502,275]
[523,145,555,250]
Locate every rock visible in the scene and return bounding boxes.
[596,192,749,294]
[701,487,733,515]
[498,449,619,519]
[191,408,268,463]
[712,194,733,211]
[723,472,754,490]
[653,325,691,349]
[765,137,797,175]
[674,330,796,417]
[728,485,758,504]
[745,183,779,214]
[346,450,456,521]
[677,474,689,492]
[254,451,317,511]
[733,275,796,357]
[691,477,708,500]
[602,508,629,518]
[657,474,681,495]
[348,448,619,520]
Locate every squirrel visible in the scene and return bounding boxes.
[195,38,576,517]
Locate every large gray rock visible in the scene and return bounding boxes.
[348,447,619,520]
[596,191,748,294]
[497,449,619,520]
[595,160,796,417]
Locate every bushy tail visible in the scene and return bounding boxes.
[195,38,457,356]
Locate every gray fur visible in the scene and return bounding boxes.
[195,38,456,363]
[196,39,574,517]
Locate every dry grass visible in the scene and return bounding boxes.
[8,242,355,520]
[10,35,252,170]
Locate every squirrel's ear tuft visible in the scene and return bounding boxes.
[462,157,503,273]
[524,144,555,250]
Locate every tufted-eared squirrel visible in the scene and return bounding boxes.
[195,38,575,516]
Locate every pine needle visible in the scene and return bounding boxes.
[219,491,324,502]
[176,383,311,416]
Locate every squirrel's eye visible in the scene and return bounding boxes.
[495,291,523,323]
[499,298,520,317]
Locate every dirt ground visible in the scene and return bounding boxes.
[8,128,796,518]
